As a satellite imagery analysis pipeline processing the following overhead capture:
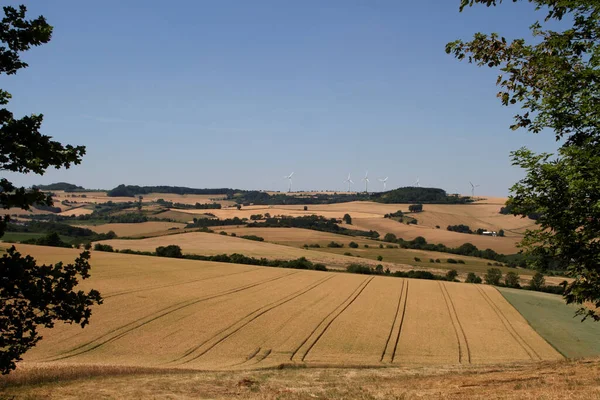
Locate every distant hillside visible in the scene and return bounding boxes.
[106,184,238,197]
[33,182,85,192]
[375,187,473,204]
[236,188,470,205]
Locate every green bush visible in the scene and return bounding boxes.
[465,272,482,284]
[346,264,373,275]
[240,235,264,242]
[93,243,114,252]
[447,258,458,264]
[484,268,503,285]
[529,272,546,290]
[377,255,383,261]
[429,258,435,263]
[327,241,344,248]
[457,259,465,264]
[446,269,459,281]
[156,245,183,258]
[504,271,521,288]
[435,259,441,263]
[414,257,421,262]
[349,241,359,248]
[219,231,227,235]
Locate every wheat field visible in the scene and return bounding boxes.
[15,245,561,371]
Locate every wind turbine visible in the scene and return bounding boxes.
[344,173,354,192]
[414,177,420,188]
[284,172,294,192]
[378,177,388,191]
[362,171,369,193]
[470,181,480,197]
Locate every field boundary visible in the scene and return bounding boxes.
[475,286,540,360]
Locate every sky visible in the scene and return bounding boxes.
[3,0,562,196]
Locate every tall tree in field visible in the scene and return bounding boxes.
[447,1,600,320]
[0,5,102,374]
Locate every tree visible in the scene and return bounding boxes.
[343,213,352,224]
[446,269,459,281]
[484,268,503,285]
[377,255,383,261]
[0,5,102,374]
[155,245,183,258]
[383,233,397,243]
[498,229,505,237]
[529,272,546,290]
[349,241,359,248]
[408,204,423,213]
[504,271,521,288]
[447,1,600,320]
[465,272,482,284]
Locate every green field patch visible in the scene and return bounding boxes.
[1,232,47,242]
[498,287,600,358]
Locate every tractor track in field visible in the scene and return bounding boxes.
[288,276,374,363]
[380,279,406,363]
[49,271,300,361]
[476,286,540,360]
[391,279,410,363]
[175,274,336,365]
[103,268,260,299]
[439,282,471,364]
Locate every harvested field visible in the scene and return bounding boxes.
[3,357,600,399]
[11,245,563,372]
[171,201,526,254]
[152,210,197,222]
[75,221,187,237]
[352,217,520,254]
[59,206,94,217]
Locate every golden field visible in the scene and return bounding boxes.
[94,232,413,271]
[76,221,187,237]
[13,245,560,372]
[165,200,526,254]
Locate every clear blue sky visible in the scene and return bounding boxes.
[4,0,560,196]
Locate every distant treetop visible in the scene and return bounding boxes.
[33,182,85,192]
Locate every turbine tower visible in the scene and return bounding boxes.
[344,173,354,192]
[284,172,294,192]
[362,171,369,193]
[414,177,420,188]
[470,181,480,197]
[378,177,388,191]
